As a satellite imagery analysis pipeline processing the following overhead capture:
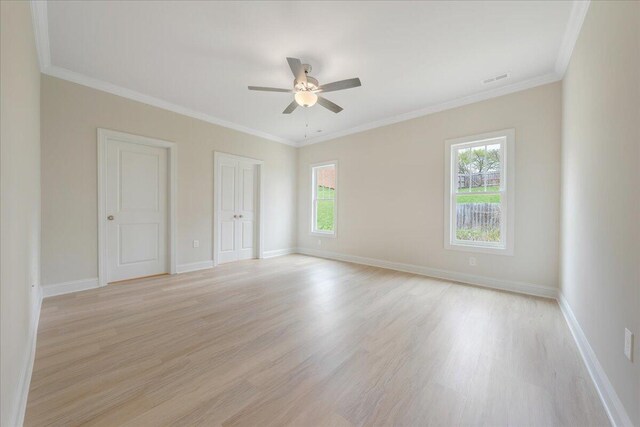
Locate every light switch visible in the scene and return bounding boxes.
[625,328,633,361]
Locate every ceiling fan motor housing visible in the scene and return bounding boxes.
[295,75,319,92]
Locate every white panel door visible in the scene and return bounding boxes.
[216,157,257,264]
[237,162,257,260]
[217,158,240,264]
[106,140,168,282]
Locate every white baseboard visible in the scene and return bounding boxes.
[16,253,632,426]
[12,285,42,426]
[298,248,635,424]
[44,263,218,293]
[176,260,214,273]
[297,247,557,299]
[558,293,632,427]
[41,277,100,298]
[178,250,296,271]
[262,248,297,259]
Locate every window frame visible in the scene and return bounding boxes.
[310,160,338,237]
[444,129,515,255]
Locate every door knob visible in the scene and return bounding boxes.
[233,214,238,218]
[239,214,243,218]
[107,215,114,220]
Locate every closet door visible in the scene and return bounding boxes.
[216,156,257,264]
[236,161,257,260]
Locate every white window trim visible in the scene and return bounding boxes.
[444,129,515,256]
[310,160,338,237]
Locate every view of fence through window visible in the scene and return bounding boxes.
[455,142,502,242]
[313,164,336,232]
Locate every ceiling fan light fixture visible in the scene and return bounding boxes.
[294,91,318,107]
[248,57,360,114]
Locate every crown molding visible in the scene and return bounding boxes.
[555,0,590,76]
[297,71,562,146]
[293,0,588,147]
[31,0,586,149]
[29,1,296,147]
[42,65,297,146]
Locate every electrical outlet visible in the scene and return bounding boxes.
[193,240,199,248]
[469,257,477,266]
[317,239,322,246]
[624,328,633,361]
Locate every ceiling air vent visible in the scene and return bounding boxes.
[482,73,510,85]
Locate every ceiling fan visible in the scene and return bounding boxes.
[248,57,361,114]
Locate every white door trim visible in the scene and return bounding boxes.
[97,128,177,287]
[213,151,264,267]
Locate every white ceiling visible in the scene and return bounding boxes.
[39,1,583,146]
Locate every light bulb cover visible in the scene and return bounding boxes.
[294,91,318,107]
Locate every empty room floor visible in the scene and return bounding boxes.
[25,255,608,426]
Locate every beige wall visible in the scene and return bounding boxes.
[41,76,297,286]
[16,3,640,423]
[561,2,640,425]
[298,82,561,290]
[0,1,42,425]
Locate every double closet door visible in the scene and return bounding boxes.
[216,155,258,264]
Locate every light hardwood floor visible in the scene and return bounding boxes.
[26,255,609,426]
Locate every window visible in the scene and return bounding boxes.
[311,162,337,236]
[444,129,514,255]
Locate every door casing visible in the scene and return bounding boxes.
[97,128,177,287]
[213,152,264,266]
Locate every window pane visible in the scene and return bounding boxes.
[457,147,471,192]
[469,146,485,192]
[316,166,336,200]
[316,200,334,231]
[312,164,336,233]
[317,185,335,200]
[455,194,501,243]
[456,143,502,193]
[485,143,501,189]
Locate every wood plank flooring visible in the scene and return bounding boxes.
[25,255,609,426]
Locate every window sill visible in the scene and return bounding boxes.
[311,231,336,238]
[445,241,513,256]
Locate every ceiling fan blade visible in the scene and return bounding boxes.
[317,78,361,93]
[282,100,298,114]
[286,57,307,84]
[317,96,343,113]
[248,86,292,93]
